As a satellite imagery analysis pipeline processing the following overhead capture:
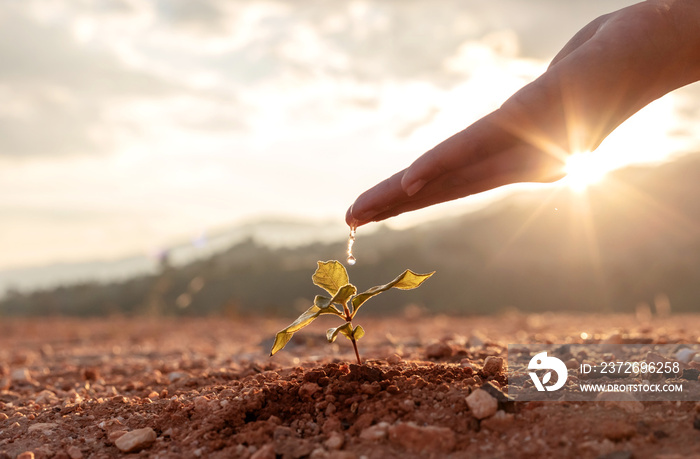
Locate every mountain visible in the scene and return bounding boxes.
[2,152,699,316]
[0,217,348,299]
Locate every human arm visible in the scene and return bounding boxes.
[346,0,700,227]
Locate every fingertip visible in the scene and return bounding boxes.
[345,204,366,228]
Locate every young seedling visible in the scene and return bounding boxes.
[270,260,434,364]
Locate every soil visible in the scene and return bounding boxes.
[1,313,699,458]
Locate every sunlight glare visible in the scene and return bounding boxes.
[563,152,606,192]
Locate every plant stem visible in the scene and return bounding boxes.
[350,336,362,364]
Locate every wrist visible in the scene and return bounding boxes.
[654,0,700,80]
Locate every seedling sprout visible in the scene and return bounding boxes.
[270,260,434,364]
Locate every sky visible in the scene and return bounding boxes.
[2,0,700,272]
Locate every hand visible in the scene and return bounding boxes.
[346,0,700,227]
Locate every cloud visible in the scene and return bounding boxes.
[0,5,181,157]
[0,0,642,158]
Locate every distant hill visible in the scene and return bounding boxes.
[2,152,699,316]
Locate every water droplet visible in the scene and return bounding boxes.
[346,227,357,265]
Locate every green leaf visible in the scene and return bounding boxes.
[326,323,354,343]
[312,261,349,295]
[353,325,365,340]
[270,297,344,356]
[351,269,435,318]
[330,284,356,308]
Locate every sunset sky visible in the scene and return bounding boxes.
[2,0,700,272]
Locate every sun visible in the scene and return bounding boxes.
[562,151,607,192]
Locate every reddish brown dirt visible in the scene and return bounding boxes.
[1,313,699,458]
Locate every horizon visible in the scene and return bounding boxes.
[2,0,700,279]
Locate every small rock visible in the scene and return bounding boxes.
[10,368,32,382]
[676,348,697,364]
[468,333,485,348]
[565,358,579,369]
[387,422,456,454]
[359,422,389,441]
[482,356,504,377]
[466,389,498,419]
[80,367,100,381]
[360,382,381,396]
[66,446,83,459]
[480,410,514,432]
[425,341,452,359]
[603,333,623,345]
[34,390,59,405]
[480,381,513,406]
[108,430,129,442]
[167,371,188,382]
[386,385,400,394]
[16,453,34,459]
[193,396,210,413]
[387,354,402,365]
[114,428,157,453]
[27,423,57,433]
[298,382,321,399]
[323,432,344,450]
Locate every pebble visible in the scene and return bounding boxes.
[468,334,485,348]
[359,422,389,441]
[299,382,321,399]
[480,410,514,432]
[108,430,128,442]
[387,354,402,365]
[167,371,188,382]
[66,446,83,459]
[27,423,58,433]
[34,390,59,405]
[323,432,344,450]
[193,396,210,413]
[481,356,503,377]
[10,368,32,382]
[16,453,34,459]
[114,428,157,453]
[466,389,498,419]
[387,422,456,454]
[425,341,453,359]
[676,348,696,364]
